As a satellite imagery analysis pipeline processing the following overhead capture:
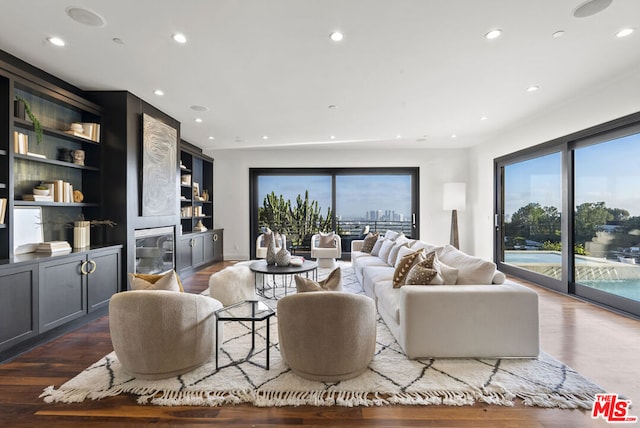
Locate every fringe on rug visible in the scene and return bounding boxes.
[40,384,599,410]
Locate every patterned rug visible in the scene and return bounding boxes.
[41,262,605,409]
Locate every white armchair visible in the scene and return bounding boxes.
[256,232,287,259]
[311,232,342,268]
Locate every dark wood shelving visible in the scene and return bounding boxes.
[13,153,100,171]
[14,200,99,207]
[13,118,100,146]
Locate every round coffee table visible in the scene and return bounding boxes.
[250,260,318,299]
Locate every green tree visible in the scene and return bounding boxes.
[574,202,613,245]
[507,203,560,244]
[258,192,291,234]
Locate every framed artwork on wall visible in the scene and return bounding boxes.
[141,114,177,216]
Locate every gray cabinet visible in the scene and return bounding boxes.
[0,263,38,352]
[176,230,220,278]
[38,247,121,333]
[212,229,223,262]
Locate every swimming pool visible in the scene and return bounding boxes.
[504,251,596,265]
[581,280,640,302]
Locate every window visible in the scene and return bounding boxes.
[250,168,418,256]
[501,153,563,280]
[574,133,640,305]
[495,112,640,317]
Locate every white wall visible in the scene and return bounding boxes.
[469,66,640,260]
[208,147,470,260]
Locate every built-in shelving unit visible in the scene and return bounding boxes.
[0,51,122,362]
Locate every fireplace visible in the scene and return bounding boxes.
[134,226,175,274]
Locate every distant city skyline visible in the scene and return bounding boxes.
[257,174,412,220]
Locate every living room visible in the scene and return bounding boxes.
[0,1,639,426]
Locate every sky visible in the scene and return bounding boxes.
[258,174,412,219]
[504,132,640,218]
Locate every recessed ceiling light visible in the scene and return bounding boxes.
[47,36,66,47]
[262,135,269,140]
[194,118,202,123]
[153,89,164,96]
[208,136,214,140]
[480,116,488,121]
[616,28,635,38]
[451,134,457,139]
[572,0,613,18]
[484,29,502,40]
[329,31,344,42]
[552,30,566,38]
[65,7,106,27]
[527,85,540,92]
[172,33,187,44]
[191,105,209,112]
[330,135,336,140]
[396,135,402,139]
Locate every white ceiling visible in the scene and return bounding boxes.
[1,0,639,151]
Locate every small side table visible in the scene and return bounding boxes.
[215,300,275,370]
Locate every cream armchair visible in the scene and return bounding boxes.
[278,292,376,381]
[109,290,223,380]
[255,232,287,259]
[311,232,342,268]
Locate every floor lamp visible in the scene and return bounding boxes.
[443,183,466,249]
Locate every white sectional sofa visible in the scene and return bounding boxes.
[351,232,539,359]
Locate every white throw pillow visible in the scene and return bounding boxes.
[433,257,459,285]
[438,245,496,285]
[387,241,409,266]
[384,230,400,241]
[395,245,417,268]
[377,239,396,262]
[370,236,385,256]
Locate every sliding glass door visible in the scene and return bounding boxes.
[574,133,640,309]
[495,114,640,316]
[501,152,563,282]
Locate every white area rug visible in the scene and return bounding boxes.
[41,262,605,409]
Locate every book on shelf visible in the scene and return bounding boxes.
[37,241,72,253]
[22,194,54,202]
[13,131,28,154]
[0,198,6,224]
[65,123,100,143]
[26,152,46,159]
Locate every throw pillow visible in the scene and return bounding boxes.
[438,245,497,284]
[378,239,396,263]
[319,232,335,248]
[387,241,409,266]
[129,270,182,292]
[392,248,425,288]
[370,236,385,256]
[295,267,342,293]
[360,232,379,253]
[384,230,401,241]
[405,259,439,285]
[433,258,459,285]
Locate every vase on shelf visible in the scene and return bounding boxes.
[73,221,90,249]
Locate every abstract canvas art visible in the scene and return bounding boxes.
[141,114,177,216]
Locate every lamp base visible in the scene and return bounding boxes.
[450,209,459,249]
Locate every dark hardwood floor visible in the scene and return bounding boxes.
[1,261,638,427]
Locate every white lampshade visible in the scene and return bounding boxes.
[443,183,466,211]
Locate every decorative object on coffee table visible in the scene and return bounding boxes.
[265,232,277,265]
[275,247,291,266]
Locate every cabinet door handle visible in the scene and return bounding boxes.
[213,234,218,242]
[88,260,97,274]
[190,238,196,247]
[80,260,89,275]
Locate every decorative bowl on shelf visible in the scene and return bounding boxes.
[33,187,50,196]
